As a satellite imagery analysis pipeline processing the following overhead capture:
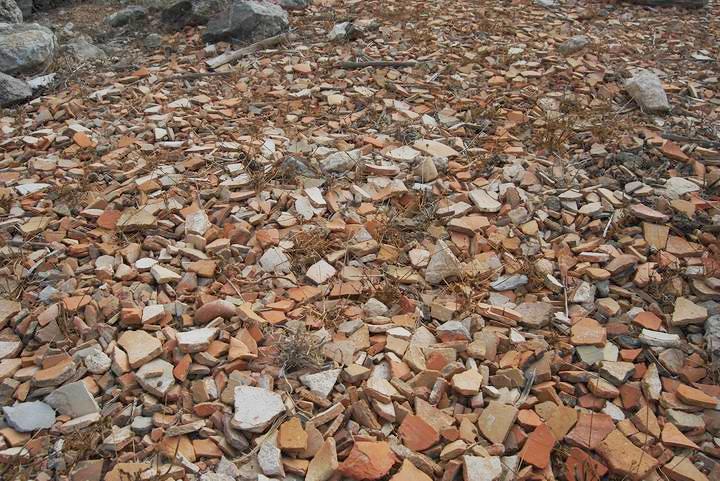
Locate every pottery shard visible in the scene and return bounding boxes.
[662,455,709,481]
[116,208,156,232]
[278,417,307,453]
[596,430,658,481]
[390,459,433,481]
[0,299,20,327]
[671,297,707,326]
[339,441,397,480]
[44,380,99,418]
[424,240,461,285]
[195,299,236,323]
[676,383,719,409]
[546,405,578,439]
[451,368,483,395]
[117,330,161,369]
[463,455,502,481]
[570,318,607,346]
[306,437,338,481]
[398,414,439,451]
[32,358,76,387]
[232,386,285,432]
[469,189,501,213]
[176,327,218,353]
[414,139,460,157]
[477,402,518,444]
[520,423,556,469]
[516,302,553,328]
[565,412,614,450]
[136,359,175,397]
[300,369,340,398]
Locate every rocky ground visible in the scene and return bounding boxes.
[0,0,719,480]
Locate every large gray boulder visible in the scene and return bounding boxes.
[203,0,288,43]
[0,23,56,74]
[0,72,31,106]
[625,69,670,114]
[160,0,221,27]
[0,0,22,23]
[105,5,147,27]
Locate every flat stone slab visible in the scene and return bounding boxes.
[232,386,285,433]
[3,401,55,432]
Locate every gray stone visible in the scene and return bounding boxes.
[131,416,153,435]
[223,416,250,450]
[0,0,22,23]
[558,35,590,55]
[639,329,681,347]
[664,177,700,198]
[490,274,528,291]
[463,455,502,481]
[3,401,55,432]
[257,434,284,476]
[0,72,30,106]
[363,298,389,317]
[177,327,218,353]
[437,320,471,341]
[0,340,22,360]
[160,0,220,27]
[63,37,107,62]
[44,381,99,418]
[105,6,147,27]
[277,0,309,9]
[571,281,596,304]
[666,409,704,431]
[202,0,288,44]
[84,349,111,374]
[136,358,175,397]
[232,386,285,432]
[259,247,290,274]
[576,346,603,366]
[706,315,720,365]
[26,72,54,90]
[469,189,501,213]
[641,362,662,401]
[516,302,552,328]
[425,240,461,285]
[0,23,56,74]
[320,150,360,173]
[625,70,670,114]
[281,156,315,177]
[300,369,340,398]
[328,21,351,41]
[216,457,242,479]
[599,361,635,385]
[200,473,234,481]
[500,455,519,481]
[658,348,685,374]
[144,33,162,48]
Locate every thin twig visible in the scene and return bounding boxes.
[336,60,425,69]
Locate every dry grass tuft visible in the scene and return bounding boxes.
[276,325,325,373]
